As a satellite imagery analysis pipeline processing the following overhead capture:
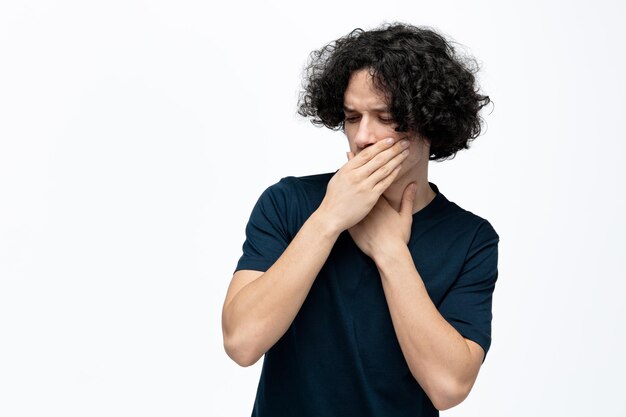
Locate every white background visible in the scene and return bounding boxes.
[1,1,625,416]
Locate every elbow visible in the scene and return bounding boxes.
[411,366,470,411]
[430,379,472,411]
[223,334,262,367]
[224,345,261,368]
[222,300,266,367]
[222,316,263,367]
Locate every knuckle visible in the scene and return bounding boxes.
[356,183,368,194]
[378,164,390,176]
[360,148,373,161]
[372,153,386,165]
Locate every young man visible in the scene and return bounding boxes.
[222,22,499,416]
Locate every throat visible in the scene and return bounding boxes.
[382,179,436,214]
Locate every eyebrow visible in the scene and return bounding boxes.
[343,105,390,113]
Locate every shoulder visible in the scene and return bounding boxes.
[453,202,498,235]
[262,171,334,207]
[280,171,335,191]
[435,190,500,245]
[264,171,334,193]
[255,171,335,228]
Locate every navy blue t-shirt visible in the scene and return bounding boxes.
[234,172,500,417]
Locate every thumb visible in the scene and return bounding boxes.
[400,182,417,217]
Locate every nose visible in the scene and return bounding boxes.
[353,117,378,150]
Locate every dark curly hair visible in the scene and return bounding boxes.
[297,22,493,161]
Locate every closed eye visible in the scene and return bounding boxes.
[343,115,395,124]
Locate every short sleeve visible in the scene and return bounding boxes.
[438,220,500,363]
[234,178,294,274]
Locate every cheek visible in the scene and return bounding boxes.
[381,126,401,139]
[407,142,427,164]
[345,125,359,141]
[344,129,354,146]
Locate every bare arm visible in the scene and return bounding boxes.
[222,137,410,366]
[222,211,340,367]
[345,185,491,410]
[375,245,484,410]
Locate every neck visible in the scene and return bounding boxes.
[382,168,436,215]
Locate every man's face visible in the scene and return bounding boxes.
[343,68,430,179]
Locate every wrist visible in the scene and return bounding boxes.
[373,241,411,270]
[308,208,343,240]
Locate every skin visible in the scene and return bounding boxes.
[222,67,485,411]
[340,68,437,258]
[342,68,437,218]
[341,68,486,410]
[222,136,408,368]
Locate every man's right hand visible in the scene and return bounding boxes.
[316,137,410,235]
[224,136,409,366]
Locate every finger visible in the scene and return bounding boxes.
[365,146,408,187]
[348,137,397,169]
[372,164,402,195]
[358,139,410,179]
[399,182,417,217]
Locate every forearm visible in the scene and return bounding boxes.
[223,210,340,366]
[375,244,474,410]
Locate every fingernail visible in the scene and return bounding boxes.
[386,138,394,145]
[400,139,410,148]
